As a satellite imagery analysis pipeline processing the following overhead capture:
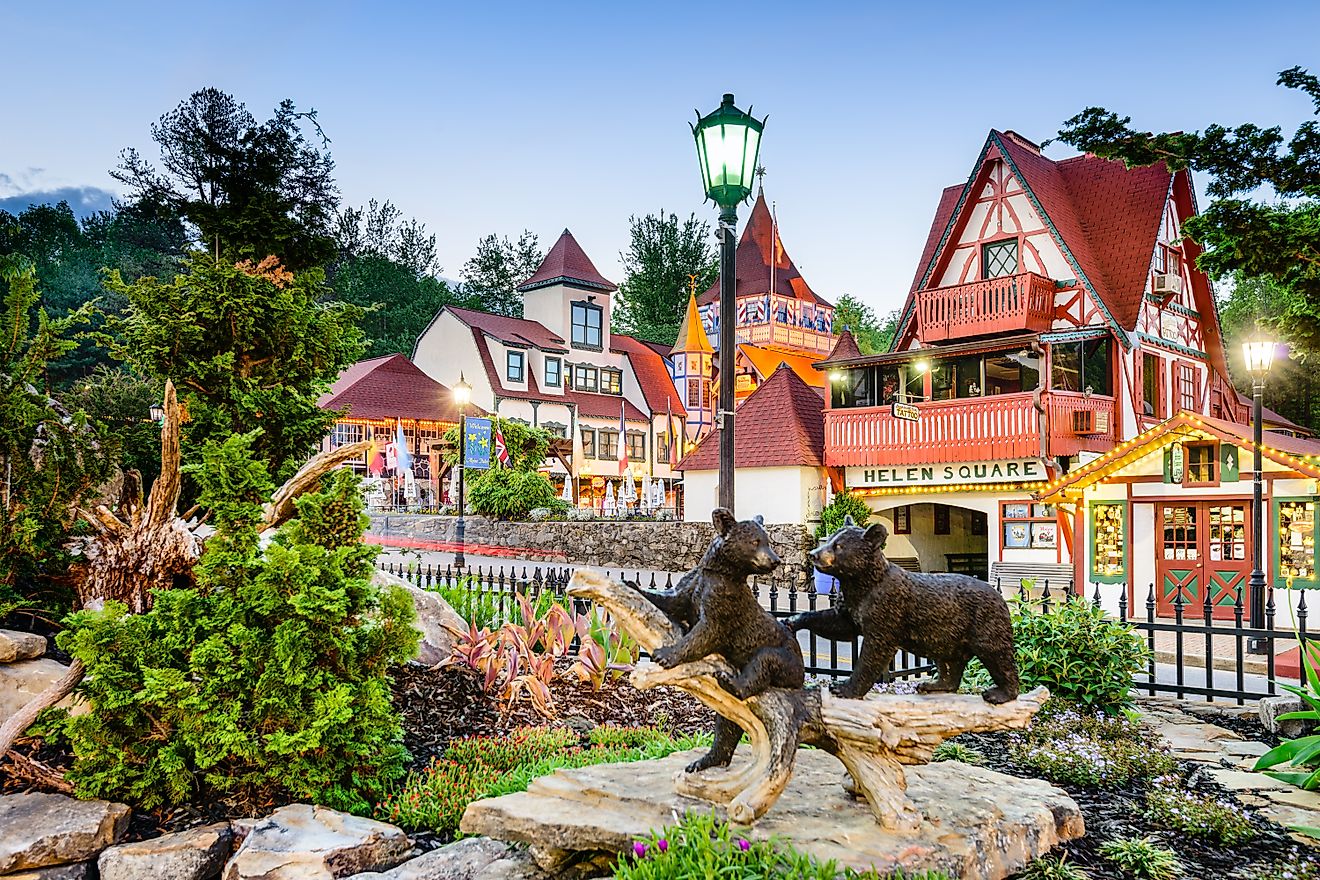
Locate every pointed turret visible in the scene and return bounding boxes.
[697,192,826,306]
[671,292,713,356]
[517,228,617,293]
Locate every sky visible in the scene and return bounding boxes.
[3,1,1319,317]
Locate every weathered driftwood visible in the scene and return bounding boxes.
[568,569,1048,830]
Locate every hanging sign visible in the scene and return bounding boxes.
[463,417,492,470]
[846,458,1045,488]
[890,402,920,422]
[1221,444,1241,482]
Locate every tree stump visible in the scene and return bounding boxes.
[567,570,1048,830]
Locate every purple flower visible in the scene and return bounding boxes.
[633,842,648,858]
[657,839,669,853]
[737,839,751,852]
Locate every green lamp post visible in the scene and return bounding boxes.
[692,93,765,512]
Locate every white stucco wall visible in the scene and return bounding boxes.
[681,466,824,524]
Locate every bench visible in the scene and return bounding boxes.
[989,561,1075,599]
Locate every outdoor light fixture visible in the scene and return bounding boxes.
[149,403,165,423]
[913,360,930,374]
[453,373,472,569]
[1242,335,1277,651]
[692,93,766,512]
[829,371,845,383]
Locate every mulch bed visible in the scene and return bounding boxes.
[391,662,716,766]
[956,727,1320,879]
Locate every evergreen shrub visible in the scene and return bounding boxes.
[816,491,872,540]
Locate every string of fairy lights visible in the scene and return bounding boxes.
[850,481,1049,498]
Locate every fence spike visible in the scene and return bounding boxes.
[1092,583,1102,608]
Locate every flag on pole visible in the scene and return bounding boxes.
[618,399,629,476]
[666,397,677,467]
[367,428,386,476]
[494,425,511,467]
[394,419,412,473]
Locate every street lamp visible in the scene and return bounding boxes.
[149,403,165,424]
[692,93,765,513]
[453,373,472,569]
[1243,336,1277,651]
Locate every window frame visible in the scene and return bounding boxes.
[687,377,703,409]
[1177,362,1199,413]
[571,302,604,350]
[1142,352,1165,418]
[893,505,911,535]
[602,368,623,396]
[626,430,645,461]
[597,429,619,460]
[1089,501,1128,583]
[981,238,1020,280]
[1183,441,1218,487]
[1001,502,1058,550]
[505,349,525,383]
[580,427,596,459]
[544,356,562,388]
[577,366,599,393]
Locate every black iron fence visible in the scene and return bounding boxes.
[376,560,1310,705]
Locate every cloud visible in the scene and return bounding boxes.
[0,186,118,218]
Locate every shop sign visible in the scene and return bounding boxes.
[890,402,920,422]
[847,458,1046,488]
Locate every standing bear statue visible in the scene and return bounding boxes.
[633,508,805,772]
[787,517,1020,703]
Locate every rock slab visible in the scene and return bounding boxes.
[0,658,86,720]
[223,804,410,880]
[99,822,233,880]
[372,571,467,665]
[0,628,46,662]
[461,748,1084,880]
[1,864,91,880]
[0,792,130,874]
[344,837,548,879]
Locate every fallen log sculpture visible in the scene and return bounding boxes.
[567,569,1048,830]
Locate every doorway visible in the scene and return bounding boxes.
[1156,502,1251,620]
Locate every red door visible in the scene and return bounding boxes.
[1156,502,1251,620]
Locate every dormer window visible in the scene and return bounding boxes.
[572,302,603,349]
[545,357,562,388]
[506,350,525,383]
[982,239,1019,279]
[577,366,598,393]
[602,368,622,395]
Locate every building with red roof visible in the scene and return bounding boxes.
[677,364,827,524]
[411,229,687,512]
[818,129,1246,585]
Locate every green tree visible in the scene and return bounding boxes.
[0,256,111,615]
[114,88,339,271]
[1051,66,1320,354]
[1218,274,1320,431]
[613,211,717,345]
[105,254,365,482]
[459,231,542,318]
[833,294,898,354]
[64,367,164,486]
[441,418,561,519]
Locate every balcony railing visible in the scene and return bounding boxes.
[824,392,1117,467]
[915,272,1056,342]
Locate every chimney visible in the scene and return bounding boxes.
[1001,130,1041,154]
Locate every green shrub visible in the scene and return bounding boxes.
[467,468,564,520]
[931,741,984,765]
[1016,855,1089,880]
[613,812,844,880]
[55,437,418,813]
[1098,836,1181,880]
[1143,783,1257,845]
[1009,704,1174,788]
[816,491,872,539]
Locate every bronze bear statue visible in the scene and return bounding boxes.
[787,518,1019,704]
[634,508,805,772]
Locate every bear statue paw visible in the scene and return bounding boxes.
[917,679,955,695]
[980,686,1017,704]
[685,752,731,774]
[651,646,680,669]
[829,681,870,699]
[713,670,747,698]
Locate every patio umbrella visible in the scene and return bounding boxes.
[560,476,573,503]
[651,478,666,510]
[622,473,637,505]
[602,481,617,517]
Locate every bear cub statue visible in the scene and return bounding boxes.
[787,517,1019,704]
[634,508,805,772]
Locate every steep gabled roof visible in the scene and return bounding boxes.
[819,328,863,365]
[447,305,568,352]
[517,228,617,293]
[697,192,830,307]
[612,333,687,417]
[671,291,713,355]
[319,355,476,422]
[678,364,824,471]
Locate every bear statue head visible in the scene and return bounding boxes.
[707,508,781,576]
[810,515,888,577]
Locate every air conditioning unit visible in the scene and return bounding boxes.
[1152,273,1183,298]
[1073,409,1111,435]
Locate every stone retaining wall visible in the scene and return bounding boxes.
[368,515,816,587]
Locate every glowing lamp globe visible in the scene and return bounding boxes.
[453,373,472,408]
[692,94,766,210]
[1242,339,1276,379]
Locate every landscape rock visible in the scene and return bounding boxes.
[460,747,1084,880]
[0,792,130,874]
[0,658,87,719]
[1260,694,1313,738]
[1,863,92,879]
[372,571,467,665]
[98,822,232,880]
[344,837,548,879]
[223,804,410,880]
[0,628,46,662]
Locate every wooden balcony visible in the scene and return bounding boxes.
[916,272,1056,343]
[824,392,1117,467]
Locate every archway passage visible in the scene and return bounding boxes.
[870,503,989,580]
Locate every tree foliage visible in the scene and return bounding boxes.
[459,231,542,318]
[63,366,164,486]
[832,294,898,355]
[53,439,417,812]
[114,88,339,271]
[1218,274,1320,431]
[1052,66,1320,355]
[0,257,111,614]
[613,211,717,345]
[440,418,561,519]
[106,254,365,482]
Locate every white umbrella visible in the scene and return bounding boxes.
[602,481,617,517]
[447,467,460,507]
[622,472,637,504]
[560,476,573,503]
[651,478,665,510]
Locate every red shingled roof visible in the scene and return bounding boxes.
[678,364,824,471]
[567,390,649,422]
[819,328,863,365]
[447,306,567,351]
[698,192,830,307]
[612,333,686,417]
[900,130,1175,343]
[319,355,474,422]
[517,228,617,292]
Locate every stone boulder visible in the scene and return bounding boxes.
[371,571,467,665]
[1260,694,1314,739]
[2,864,92,879]
[343,837,549,879]
[0,792,130,874]
[0,628,46,662]
[0,658,87,720]
[98,822,233,880]
[223,804,410,880]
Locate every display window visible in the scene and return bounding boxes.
[1276,498,1319,587]
[1002,502,1056,550]
[1090,502,1127,583]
